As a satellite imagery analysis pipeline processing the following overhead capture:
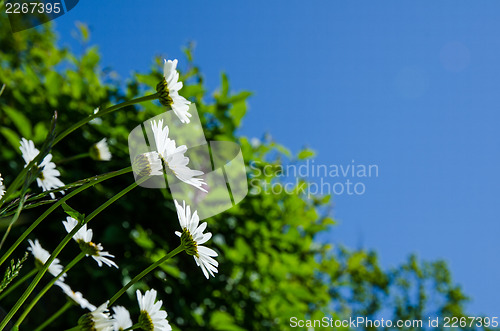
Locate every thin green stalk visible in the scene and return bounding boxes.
[0,166,30,209]
[0,223,81,330]
[0,268,36,301]
[0,119,55,210]
[0,167,132,267]
[84,179,142,223]
[0,93,156,210]
[57,153,90,165]
[123,323,142,331]
[0,177,144,330]
[108,245,184,306]
[33,300,74,331]
[53,93,158,146]
[0,194,27,251]
[13,252,85,328]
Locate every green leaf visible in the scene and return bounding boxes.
[3,105,32,138]
[273,143,291,158]
[227,91,252,103]
[75,21,90,42]
[33,122,48,143]
[229,101,246,128]
[0,127,20,150]
[297,148,315,160]
[62,203,85,222]
[210,311,246,331]
[221,72,229,97]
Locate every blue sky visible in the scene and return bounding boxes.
[53,0,499,316]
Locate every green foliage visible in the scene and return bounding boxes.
[0,17,484,330]
[62,203,85,223]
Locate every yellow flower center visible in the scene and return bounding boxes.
[77,313,97,331]
[139,311,155,331]
[181,228,198,257]
[78,240,100,256]
[156,78,174,107]
[132,154,154,177]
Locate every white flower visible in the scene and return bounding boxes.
[136,289,172,331]
[79,302,114,331]
[150,120,207,192]
[27,239,66,280]
[90,108,103,125]
[111,306,133,331]
[0,173,5,200]
[159,59,192,124]
[62,217,118,268]
[144,151,163,176]
[91,138,112,161]
[54,280,96,311]
[19,138,65,199]
[174,200,218,279]
[133,151,163,178]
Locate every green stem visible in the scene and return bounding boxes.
[123,323,142,331]
[13,252,85,328]
[0,137,53,210]
[57,153,90,165]
[0,224,81,330]
[33,301,74,331]
[0,177,143,330]
[108,245,184,306]
[64,327,81,331]
[0,93,156,210]
[53,93,158,146]
[84,180,141,223]
[0,167,132,267]
[0,268,36,301]
[0,194,27,251]
[0,167,29,210]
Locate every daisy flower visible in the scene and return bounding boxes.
[78,302,114,331]
[111,306,133,331]
[19,138,65,199]
[174,200,218,279]
[150,120,207,192]
[54,280,96,311]
[136,289,172,331]
[0,173,5,199]
[62,217,118,268]
[156,59,192,124]
[27,239,66,280]
[90,138,112,161]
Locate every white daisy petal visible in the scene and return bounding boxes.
[91,138,112,161]
[160,58,192,123]
[136,289,172,331]
[80,302,114,331]
[62,217,118,269]
[174,200,218,279]
[112,306,133,331]
[149,120,207,192]
[54,280,96,311]
[19,138,65,199]
[27,239,66,280]
[0,173,5,200]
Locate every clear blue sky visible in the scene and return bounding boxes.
[53,0,500,316]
